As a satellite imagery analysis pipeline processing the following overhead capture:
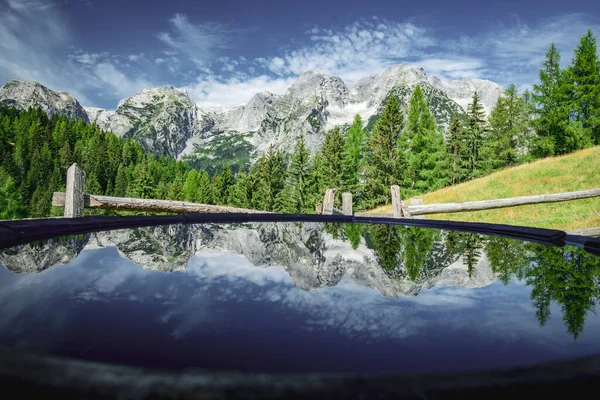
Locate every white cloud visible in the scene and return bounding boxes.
[93,62,151,99]
[69,52,102,65]
[186,74,295,108]
[407,58,487,80]
[0,0,96,104]
[156,13,233,66]
[7,0,55,11]
[193,14,600,107]
[258,19,435,82]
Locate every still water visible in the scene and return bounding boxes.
[1,222,600,375]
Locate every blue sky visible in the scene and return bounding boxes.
[1,0,599,109]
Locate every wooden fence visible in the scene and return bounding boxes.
[53,164,600,228]
[52,164,270,217]
[316,184,600,220]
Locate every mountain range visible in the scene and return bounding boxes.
[0,65,504,161]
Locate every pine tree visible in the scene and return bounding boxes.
[321,127,345,192]
[361,95,407,209]
[58,141,73,172]
[230,170,251,208]
[531,43,575,156]
[465,91,487,177]
[462,233,483,278]
[306,152,327,213]
[127,162,154,199]
[341,114,365,196]
[212,166,235,205]
[482,84,531,171]
[29,186,51,218]
[280,134,312,213]
[114,163,128,197]
[446,112,468,185]
[0,167,28,219]
[85,172,102,195]
[567,29,600,145]
[253,146,286,211]
[84,172,103,215]
[182,169,200,202]
[405,85,449,194]
[196,170,212,204]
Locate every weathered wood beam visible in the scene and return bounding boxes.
[64,164,85,218]
[566,227,600,237]
[408,188,600,216]
[322,189,336,215]
[412,198,425,219]
[391,185,402,218]
[342,192,353,215]
[52,193,271,214]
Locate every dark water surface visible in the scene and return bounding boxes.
[1,222,600,375]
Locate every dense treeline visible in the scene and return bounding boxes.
[0,29,598,219]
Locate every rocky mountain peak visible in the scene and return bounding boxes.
[224,91,279,132]
[353,64,432,107]
[117,86,193,109]
[0,80,89,123]
[287,70,350,107]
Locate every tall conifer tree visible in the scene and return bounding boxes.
[361,96,407,209]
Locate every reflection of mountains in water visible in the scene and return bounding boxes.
[0,223,497,297]
[3,222,600,338]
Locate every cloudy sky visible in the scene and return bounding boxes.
[1,0,598,109]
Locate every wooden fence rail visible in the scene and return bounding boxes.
[54,164,599,222]
[53,163,270,217]
[317,185,600,219]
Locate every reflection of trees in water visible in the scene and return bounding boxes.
[400,227,436,281]
[363,225,437,281]
[481,238,600,340]
[366,225,403,277]
[324,222,343,239]
[343,223,362,250]
[525,245,600,339]
[444,231,484,277]
[485,237,527,284]
[364,227,600,339]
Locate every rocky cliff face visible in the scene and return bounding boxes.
[0,224,497,297]
[87,86,201,158]
[0,80,89,123]
[0,65,504,158]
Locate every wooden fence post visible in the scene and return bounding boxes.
[391,185,402,218]
[64,163,85,218]
[412,198,424,219]
[322,189,335,215]
[342,192,353,215]
[391,185,412,218]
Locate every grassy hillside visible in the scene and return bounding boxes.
[370,146,600,230]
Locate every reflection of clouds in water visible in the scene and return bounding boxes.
[2,248,600,352]
[0,248,142,335]
[181,253,471,340]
